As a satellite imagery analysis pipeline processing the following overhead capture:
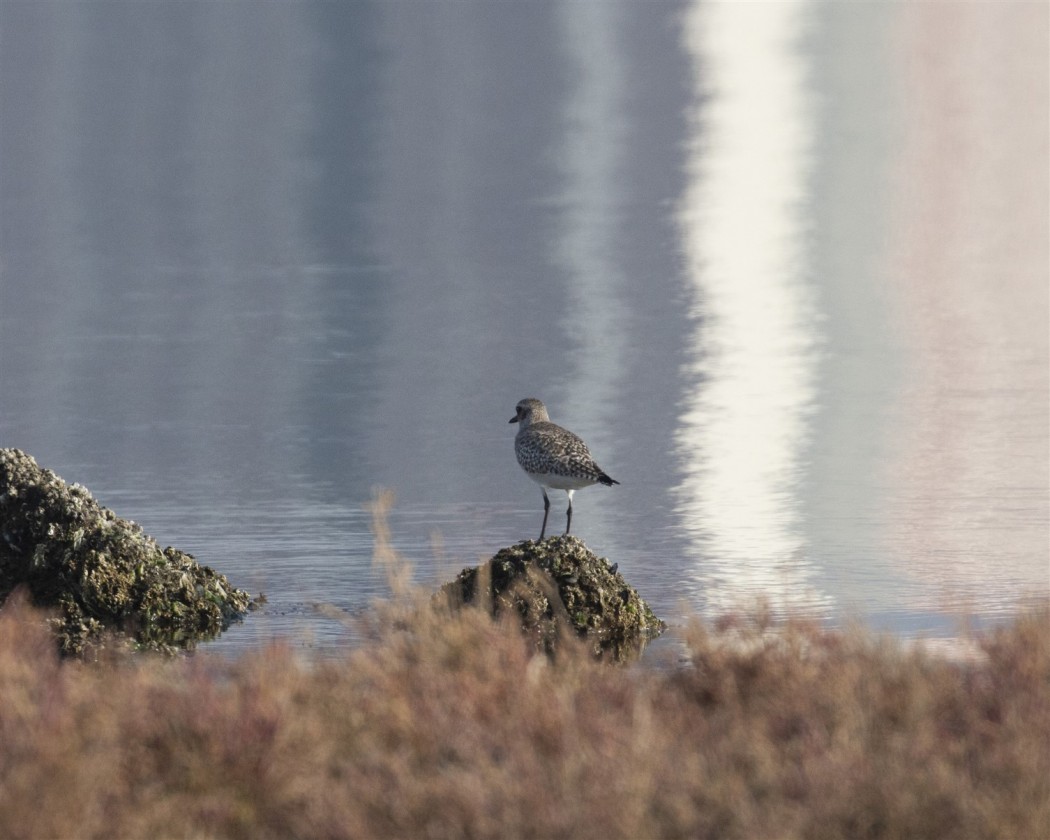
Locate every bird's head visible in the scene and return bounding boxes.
[509,397,548,428]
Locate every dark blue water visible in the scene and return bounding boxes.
[1,1,1046,654]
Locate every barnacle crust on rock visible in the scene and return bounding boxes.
[0,448,253,655]
[440,535,665,661]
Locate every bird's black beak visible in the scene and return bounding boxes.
[509,414,519,424]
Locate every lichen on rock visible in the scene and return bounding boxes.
[440,535,665,661]
[0,448,253,655]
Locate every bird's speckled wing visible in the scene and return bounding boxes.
[515,421,605,480]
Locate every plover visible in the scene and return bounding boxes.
[509,397,619,540]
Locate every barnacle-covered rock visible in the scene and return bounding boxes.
[0,448,253,655]
[440,536,665,661]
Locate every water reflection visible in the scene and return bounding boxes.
[675,0,829,615]
[0,1,1045,654]
[552,0,630,546]
[881,2,1049,613]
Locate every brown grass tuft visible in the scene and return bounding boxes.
[0,584,1047,839]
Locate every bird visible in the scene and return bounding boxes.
[509,397,619,540]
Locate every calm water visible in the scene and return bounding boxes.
[1,1,1046,654]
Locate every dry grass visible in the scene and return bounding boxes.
[1,495,1047,838]
[0,586,1046,840]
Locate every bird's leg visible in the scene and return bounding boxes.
[564,489,575,536]
[539,490,550,541]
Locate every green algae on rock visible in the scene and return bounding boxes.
[440,535,665,660]
[0,448,253,655]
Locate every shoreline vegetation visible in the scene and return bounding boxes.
[1,458,1047,837]
[1,592,1046,838]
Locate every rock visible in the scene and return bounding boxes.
[0,448,253,655]
[439,535,665,661]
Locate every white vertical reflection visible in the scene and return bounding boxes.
[676,0,827,614]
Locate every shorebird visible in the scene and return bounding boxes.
[509,398,619,540]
